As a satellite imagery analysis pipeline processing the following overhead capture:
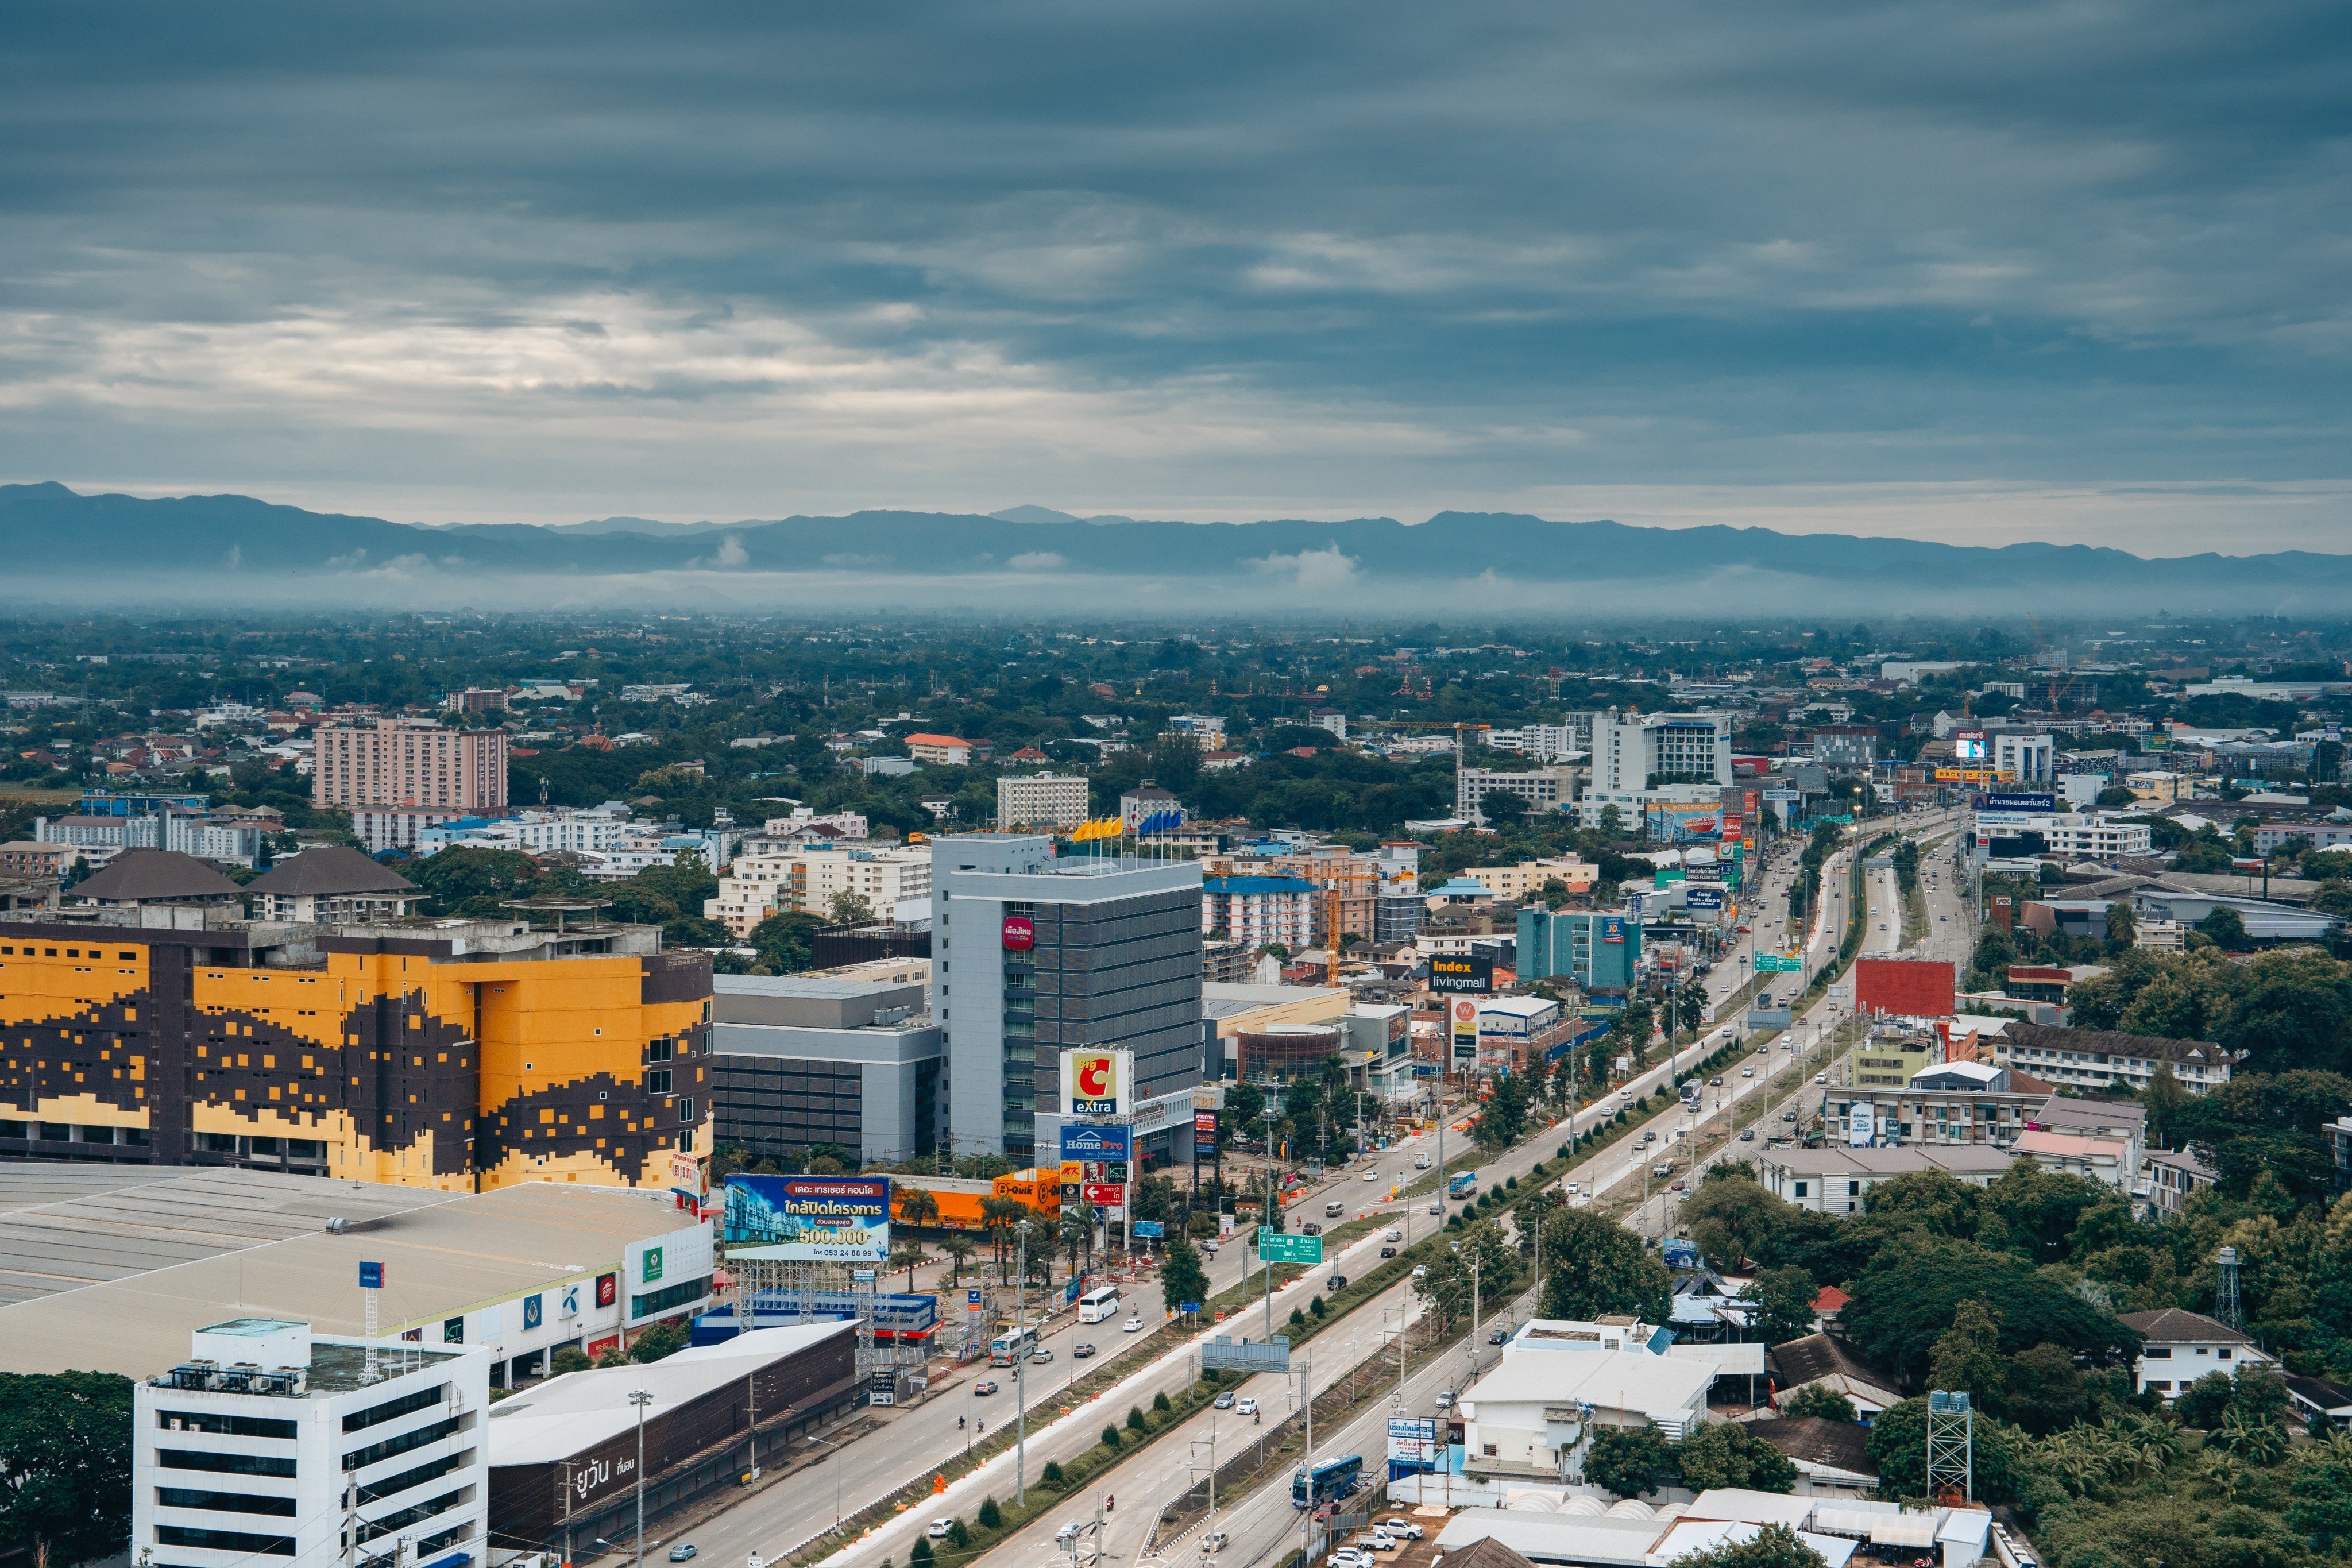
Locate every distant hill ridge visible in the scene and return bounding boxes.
[3,481,2344,612]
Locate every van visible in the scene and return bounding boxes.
[1205,1532,1230,1555]
[1324,1199,1346,1217]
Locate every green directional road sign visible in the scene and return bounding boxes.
[1756,955,1802,973]
[1258,1231,1324,1266]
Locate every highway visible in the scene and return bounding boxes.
[673,813,1959,1568]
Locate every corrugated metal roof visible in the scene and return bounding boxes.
[0,1164,700,1378]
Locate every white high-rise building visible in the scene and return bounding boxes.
[705,845,934,936]
[134,1318,490,1568]
[997,773,1091,831]
[1579,708,1732,827]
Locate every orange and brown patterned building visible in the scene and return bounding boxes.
[0,916,710,1190]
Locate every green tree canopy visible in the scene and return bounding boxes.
[1841,1235,2140,1380]
[1540,1206,1671,1323]
[1740,1266,1820,1346]
[0,1370,134,1568]
[1584,1423,1669,1499]
[1673,1421,1798,1494]
[1666,1524,1824,1568]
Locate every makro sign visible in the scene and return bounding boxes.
[1061,1048,1133,1115]
[1428,953,1494,993]
[1001,914,1036,952]
[1059,1123,1133,1163]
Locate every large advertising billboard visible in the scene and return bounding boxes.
[1059,1123,1133,1163]
[1644,803,1721,845]
[1060,1049,1134,1116]
[1983,793,2057,814]
[1954,729,1988,761]
[722,1176,891,1262]
[1428,953,1495,993]
[1194,1110,1218,1155]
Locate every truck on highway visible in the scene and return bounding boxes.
[1447,1170,1479,1199]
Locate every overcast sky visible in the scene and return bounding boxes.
[3,0,2348,550]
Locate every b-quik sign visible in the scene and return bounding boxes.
[1060,1049,1134,1117]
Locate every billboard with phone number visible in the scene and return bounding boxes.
[722,1175,891,1261]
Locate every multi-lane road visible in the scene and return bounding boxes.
[668,813,1964,1568]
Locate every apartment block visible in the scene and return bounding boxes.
[313,719,508,814]
[1456,765,1579,825]
[997,773,1090,831]
[705,845,934,936]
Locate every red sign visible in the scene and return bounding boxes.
[1082,1182,1126,1206]
[1002,915,1036,951]
[1194,1110,1218,1136]
[1855,958,1956,1020]
[595,1272,618,1308]
[1721,813,1742,838]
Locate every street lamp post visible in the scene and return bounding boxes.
[1017,1218,1034,1504]
[629,1389,654,1568]
[1263,1104,1279,1337]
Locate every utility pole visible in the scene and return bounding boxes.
[629,1389,655,1568]
[1264,1105,1279,1337]
[1017,1219,1033,1503]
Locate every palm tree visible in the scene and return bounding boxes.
[1060,1197,1096,1277]
[941,1234,976,1285]
[2210,1409,2290,1468]
[979,1196,1030,1272]
[891,1243,926,1291]
[898,1186,941,1233]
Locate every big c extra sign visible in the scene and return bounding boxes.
[1060,1049,1133,1115]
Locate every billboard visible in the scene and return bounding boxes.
[1388,1416,1443,1467]
[1685,887,1724,910]
[1428,953,1495,993]
[1060,1123,1134,1163]
[1600,916,1626,944]
[1954,729,1988,761]
[1451,997,1477,1062]
[1060,1049,1134,1116]
[722,1176,891,1261]
[1001,914,1036,952]
[1937,767,1995,783]
[1194,1109,1218,1154]
[1645,803,1721,845]
[1081,1181,1126,1207]
[1983,793,2057,814]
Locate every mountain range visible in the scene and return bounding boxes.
[3,480,2343,617]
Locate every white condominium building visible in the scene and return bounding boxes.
[706,845,934,936]
[997,773,1090,831]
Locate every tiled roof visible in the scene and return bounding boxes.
[1746,1416,1878,1476]
[244,845,419,897]
[70,848,242,903]
[2116,1307,2249,1346]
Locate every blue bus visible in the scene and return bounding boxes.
[1292,1454,1364,1509]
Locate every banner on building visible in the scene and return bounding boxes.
[1983,793,2057,814]
[1600,916,1627,944]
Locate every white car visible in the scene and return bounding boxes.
[1815,1073,1828,1083]
[1122,1316,1144,1333]
[1412,1264,1429,1279]
[1565,1182,1579,1195]
[928,1521,952,1540]
[1237,1395,1260,1415]
[1330,1551,1370,1568]
[1384,1229,1402,1242]
[1363,1169,1381,1183]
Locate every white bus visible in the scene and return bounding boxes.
[989,1325,1038,1365]
[1077,1285,1121,1323]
